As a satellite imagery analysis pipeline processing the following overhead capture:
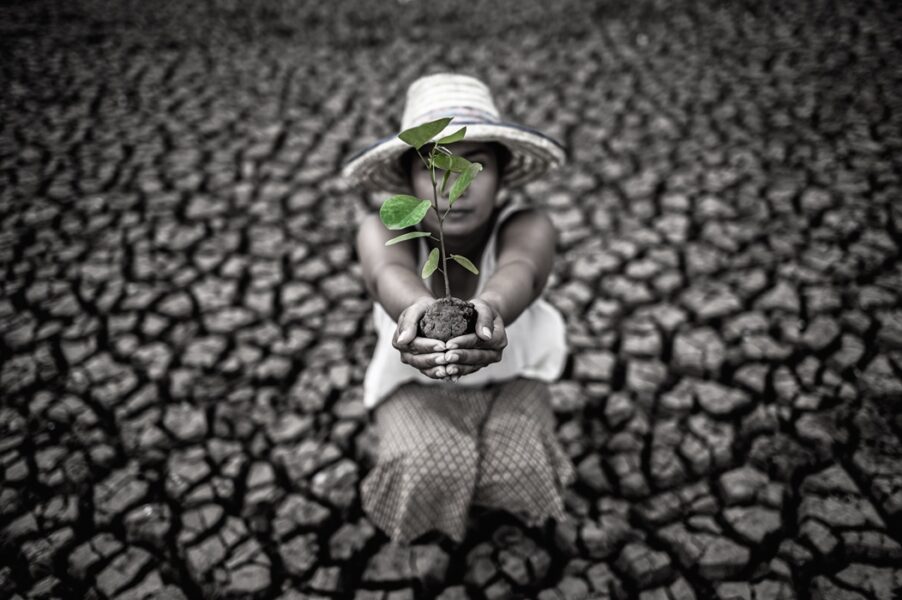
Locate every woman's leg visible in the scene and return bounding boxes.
[471,378,576,528]
[360,382,492,545]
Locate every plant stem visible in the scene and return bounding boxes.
[429,148,451,298]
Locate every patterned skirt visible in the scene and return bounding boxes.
[360,377,577,545]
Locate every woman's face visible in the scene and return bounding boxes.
[410,141,501,239]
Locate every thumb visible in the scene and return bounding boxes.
[397,300,429,345]
[397,313,419,345]
[396,325,414,345]
[474,304,495,341]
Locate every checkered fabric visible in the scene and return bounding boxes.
[360,377,576,545]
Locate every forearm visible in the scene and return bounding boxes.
[372,264,434,322]
[475,260,539,326]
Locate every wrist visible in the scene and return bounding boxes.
[412,294,434,306]
[472,292,504,318]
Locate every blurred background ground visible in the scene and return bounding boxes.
[2,1,902,599]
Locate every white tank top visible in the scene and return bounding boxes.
[362,200,569,409]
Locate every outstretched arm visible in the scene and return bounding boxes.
[474,208,557,330]
[356,213,433,323]
[356,214,450,378]
[443,209,558,380]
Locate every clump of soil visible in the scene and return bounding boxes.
[418,297,477,342]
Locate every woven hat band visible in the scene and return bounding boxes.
[400,74,501,130]
[409,107,501,128]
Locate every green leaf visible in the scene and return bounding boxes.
[436,127,467,145]
[385,231,432,246]
[398,117,453,150]
[380,195,432,230]
[449,162,483,206]
[431,154,472,173]
[440,169,451,195]
[450,254,479,274]
[422,247,440,279]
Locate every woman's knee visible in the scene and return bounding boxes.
[491,381,556,425]
[480,426,549,479]
[397,438,480,491]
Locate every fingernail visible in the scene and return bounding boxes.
[436,368,446,377]
[447,342,458,350]
[450,376,459,383]
[435,355,446,365]
[447,353,459,363]
[447,366,458,375]
[482,326,492,338]
[434,343,445,352]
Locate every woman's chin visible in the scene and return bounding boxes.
[442,221,477,237]
[440,210,495,243]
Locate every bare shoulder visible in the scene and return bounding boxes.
[494,207,557,294]
[497,208,557,256]
[356,213,418,271]
[356,213,387,245]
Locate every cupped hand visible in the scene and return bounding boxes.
[443,298,507,381]
[392,297,449,380]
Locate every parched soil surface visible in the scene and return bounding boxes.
[2,1,902,598]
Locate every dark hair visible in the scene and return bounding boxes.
[400,142,512,185]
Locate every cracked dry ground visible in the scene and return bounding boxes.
[2,1,902,599]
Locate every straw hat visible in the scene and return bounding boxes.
[342,73,567,193]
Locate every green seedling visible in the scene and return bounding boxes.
[380,117,483,295]
[379,117,484,341]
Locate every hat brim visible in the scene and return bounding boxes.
[341,120,567,193]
